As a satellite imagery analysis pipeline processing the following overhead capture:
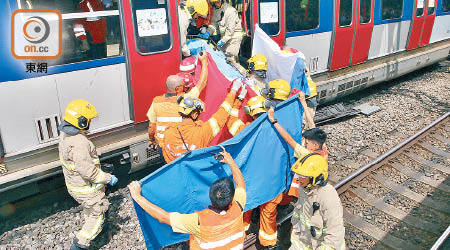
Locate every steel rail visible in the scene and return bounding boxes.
[430,225,450,250]
[277,111,449,226]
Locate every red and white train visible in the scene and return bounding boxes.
[0,0,449,201]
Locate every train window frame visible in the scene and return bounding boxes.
[16,0,124,66]
[359,0,372,24]
[381,0,404,20]
[339,0,353,27]
[130,0,173,55]
[258,0,281,36]
[416,0,425,17]
[427,0,436,15]
[443,0,450,12]
[285,0,320,32]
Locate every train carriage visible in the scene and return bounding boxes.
[0,0,449,201]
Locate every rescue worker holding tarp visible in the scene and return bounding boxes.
[226,81,290,249]
[261,78,291,106]
[179,0,210,57]
[147,53,209,156]
[246,54,268,89]
[209,0,244,69]
[268,101,345,250]
[129,145,246,250]
[162,79,247,163]
[58,100,118,250]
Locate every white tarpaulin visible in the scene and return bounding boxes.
[252,24,305,83]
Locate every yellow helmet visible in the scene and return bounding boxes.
[292,153,328,188]
[261,79,291,101]
[186,0,209,17]
[243,96,271,117]
[177,96,205,116]
[248,54,268,72]
[307,77,317,98]
[63,99,98,130]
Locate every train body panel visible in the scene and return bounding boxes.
[0,0,449,199]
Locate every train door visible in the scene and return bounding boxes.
[120,0,181,123]
[251,0,285,46]
[407,0,427,49]
[350,0,374,65]
[420,0,437,46]
[330,0,355,70]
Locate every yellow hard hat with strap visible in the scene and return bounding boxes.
[262,79,291,101]
[292,153,328,188]
[186,0,209,17]
[248,54,268,71]
[243,96,271,117]
[63,99,98,130]
[177,96,205,116]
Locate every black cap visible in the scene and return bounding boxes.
[303,128,327,146]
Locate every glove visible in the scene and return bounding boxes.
[109,175,118,186]
[198,32,210,40]
[217,40,224,47]
[237,86,247,100]
[231,78,243,92]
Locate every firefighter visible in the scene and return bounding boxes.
[267,91,328,197]
[128,145,245,250]
[147,53,209,157]
[162,79,247,163]
[246,54,268,89]
[268,105,345,250]
[261,78,291,106]
[179,0,210,57]
[209,0,244,69]
[58,100,118,250]
[73,0,107,59]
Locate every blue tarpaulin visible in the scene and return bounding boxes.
[133,96,304,250]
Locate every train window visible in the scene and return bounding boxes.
[339,0,353,27]
[131,0,172,54]
[286,0,320,32]
[416,0,424,16]
[360,0,371,24]
[381,0,403,20]
[427,0,435,15]
[443,0,450,12]
[258,0,280,36]
[18,0,119,13]
[18,0,123,66]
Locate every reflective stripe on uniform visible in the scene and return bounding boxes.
[198,231,244,249]
[157,126,167,131]
[93,170,105,184]
[79,214,104,240]
[229,120,244,136]
[244,224,250,231]
[60,154,76,171]
[317,244,336,250]
[221,101,232,113]
[230,243,244,250]
[157,116,183,123]
[156,133,164,139]
[230,108,239,117]
[292,211,325,237]
[290,233,312,250]
[291,182,299,188]
[259,230,277,241]
[208,118,220,137]
[66,182,104,194]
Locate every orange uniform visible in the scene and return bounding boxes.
[162,93,236,163]
[288,145,329,197]
[226,100,280,247]
[190,200,245,250]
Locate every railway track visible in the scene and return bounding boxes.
[245,112,450,249]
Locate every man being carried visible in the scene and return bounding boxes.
[129,146,246,250]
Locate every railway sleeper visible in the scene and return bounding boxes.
[387,162,450,193]
[417,142,450,158]
[372,173,450,214]
[404,152,450,175]
[348,187,442,234]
